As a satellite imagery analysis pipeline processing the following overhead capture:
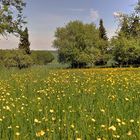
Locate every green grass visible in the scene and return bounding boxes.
[0,67,140,140]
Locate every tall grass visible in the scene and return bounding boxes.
[0,67,140,139]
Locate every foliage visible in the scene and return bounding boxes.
[0,50,54,68]
[130,15,140,38]
[117,14,140,38]
[135,0,140,13]
[54,20,109,68]
[0,68,140,139]
[0,0,26,36]
[99,19,108,40]
[31,51,54,65]
[0,50,33,69]
[111,36,140,66]
[111,11,140,67]
[19,27,31,54]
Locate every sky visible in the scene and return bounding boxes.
[0,0,138,50]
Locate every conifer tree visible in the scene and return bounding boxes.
[19,27,31,54]
[99,19,108,40]
[135,0,140,13]
[119,16,130,38]
[130,15,140,38]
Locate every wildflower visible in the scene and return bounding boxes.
[36,130,45,137]
[108,125,116,131]
[127,131,132,136]
[34,119,39,123]
[100,109,105,113]
[116,118,121,123]
[52,117,56,121]
[122,121,126,125]
[50,109,54,113]
[130,119,134,123]
[37,97,41,100]
[91,118,96,122]
[125,98,129,101]
[77,138,82,140]
[6,106,11,111]
[71,124,75,129]
[75,130,78,134]
[16,132,20,136]
[101,125,106,128]
[113,135,120,138]
[8,126,12,129]
[16,126,20,128]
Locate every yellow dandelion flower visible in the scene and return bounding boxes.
[108,125,116,131]
[127,131,132,136]
[71,124,75,129]
[100,109,105,113]
[130,119,134,123]
[116,118,121,123]
[91,118,96,122]
[36,130,45,137]
[50,109,54,113]
[15,132,20,136]
[101,125,106,128]
[77,138,82,140]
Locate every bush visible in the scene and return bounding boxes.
[31,51,54,65]
[3,50,33,69]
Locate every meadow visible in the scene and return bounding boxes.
[0,67,140,140]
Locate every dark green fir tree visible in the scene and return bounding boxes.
[99,19,108,40]
[19,27,31,54]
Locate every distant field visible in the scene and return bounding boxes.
[0,67,140,139]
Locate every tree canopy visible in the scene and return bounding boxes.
[111,12,140,67]
[54,20,109,68]
[0,0,26,36]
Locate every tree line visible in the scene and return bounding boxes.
[0,0,140,68]
[0,0,54,69]
[54,6,140,68]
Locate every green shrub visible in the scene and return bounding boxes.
[31,51,54,65]
[3,50,33,69]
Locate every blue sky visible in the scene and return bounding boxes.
[0,0,138,50]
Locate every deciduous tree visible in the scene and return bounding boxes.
[53,20,101,68]
[0,0,26,36]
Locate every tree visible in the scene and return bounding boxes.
[0,0,26,36]
[99,19,108,40]
[111,14,140,66]
[19,27,31,54]
[53,20,101,68]
[111,36,140,66]
[3,50,33,69]
[98,19,109,65]
[130,15,140,38]
[31,51,54,65]
[119,16,130,38]
[135,0,140,13]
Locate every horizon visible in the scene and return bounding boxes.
[0,0,138,50]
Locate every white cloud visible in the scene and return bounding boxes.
[113,11,125,18]
[90,9,99,21]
